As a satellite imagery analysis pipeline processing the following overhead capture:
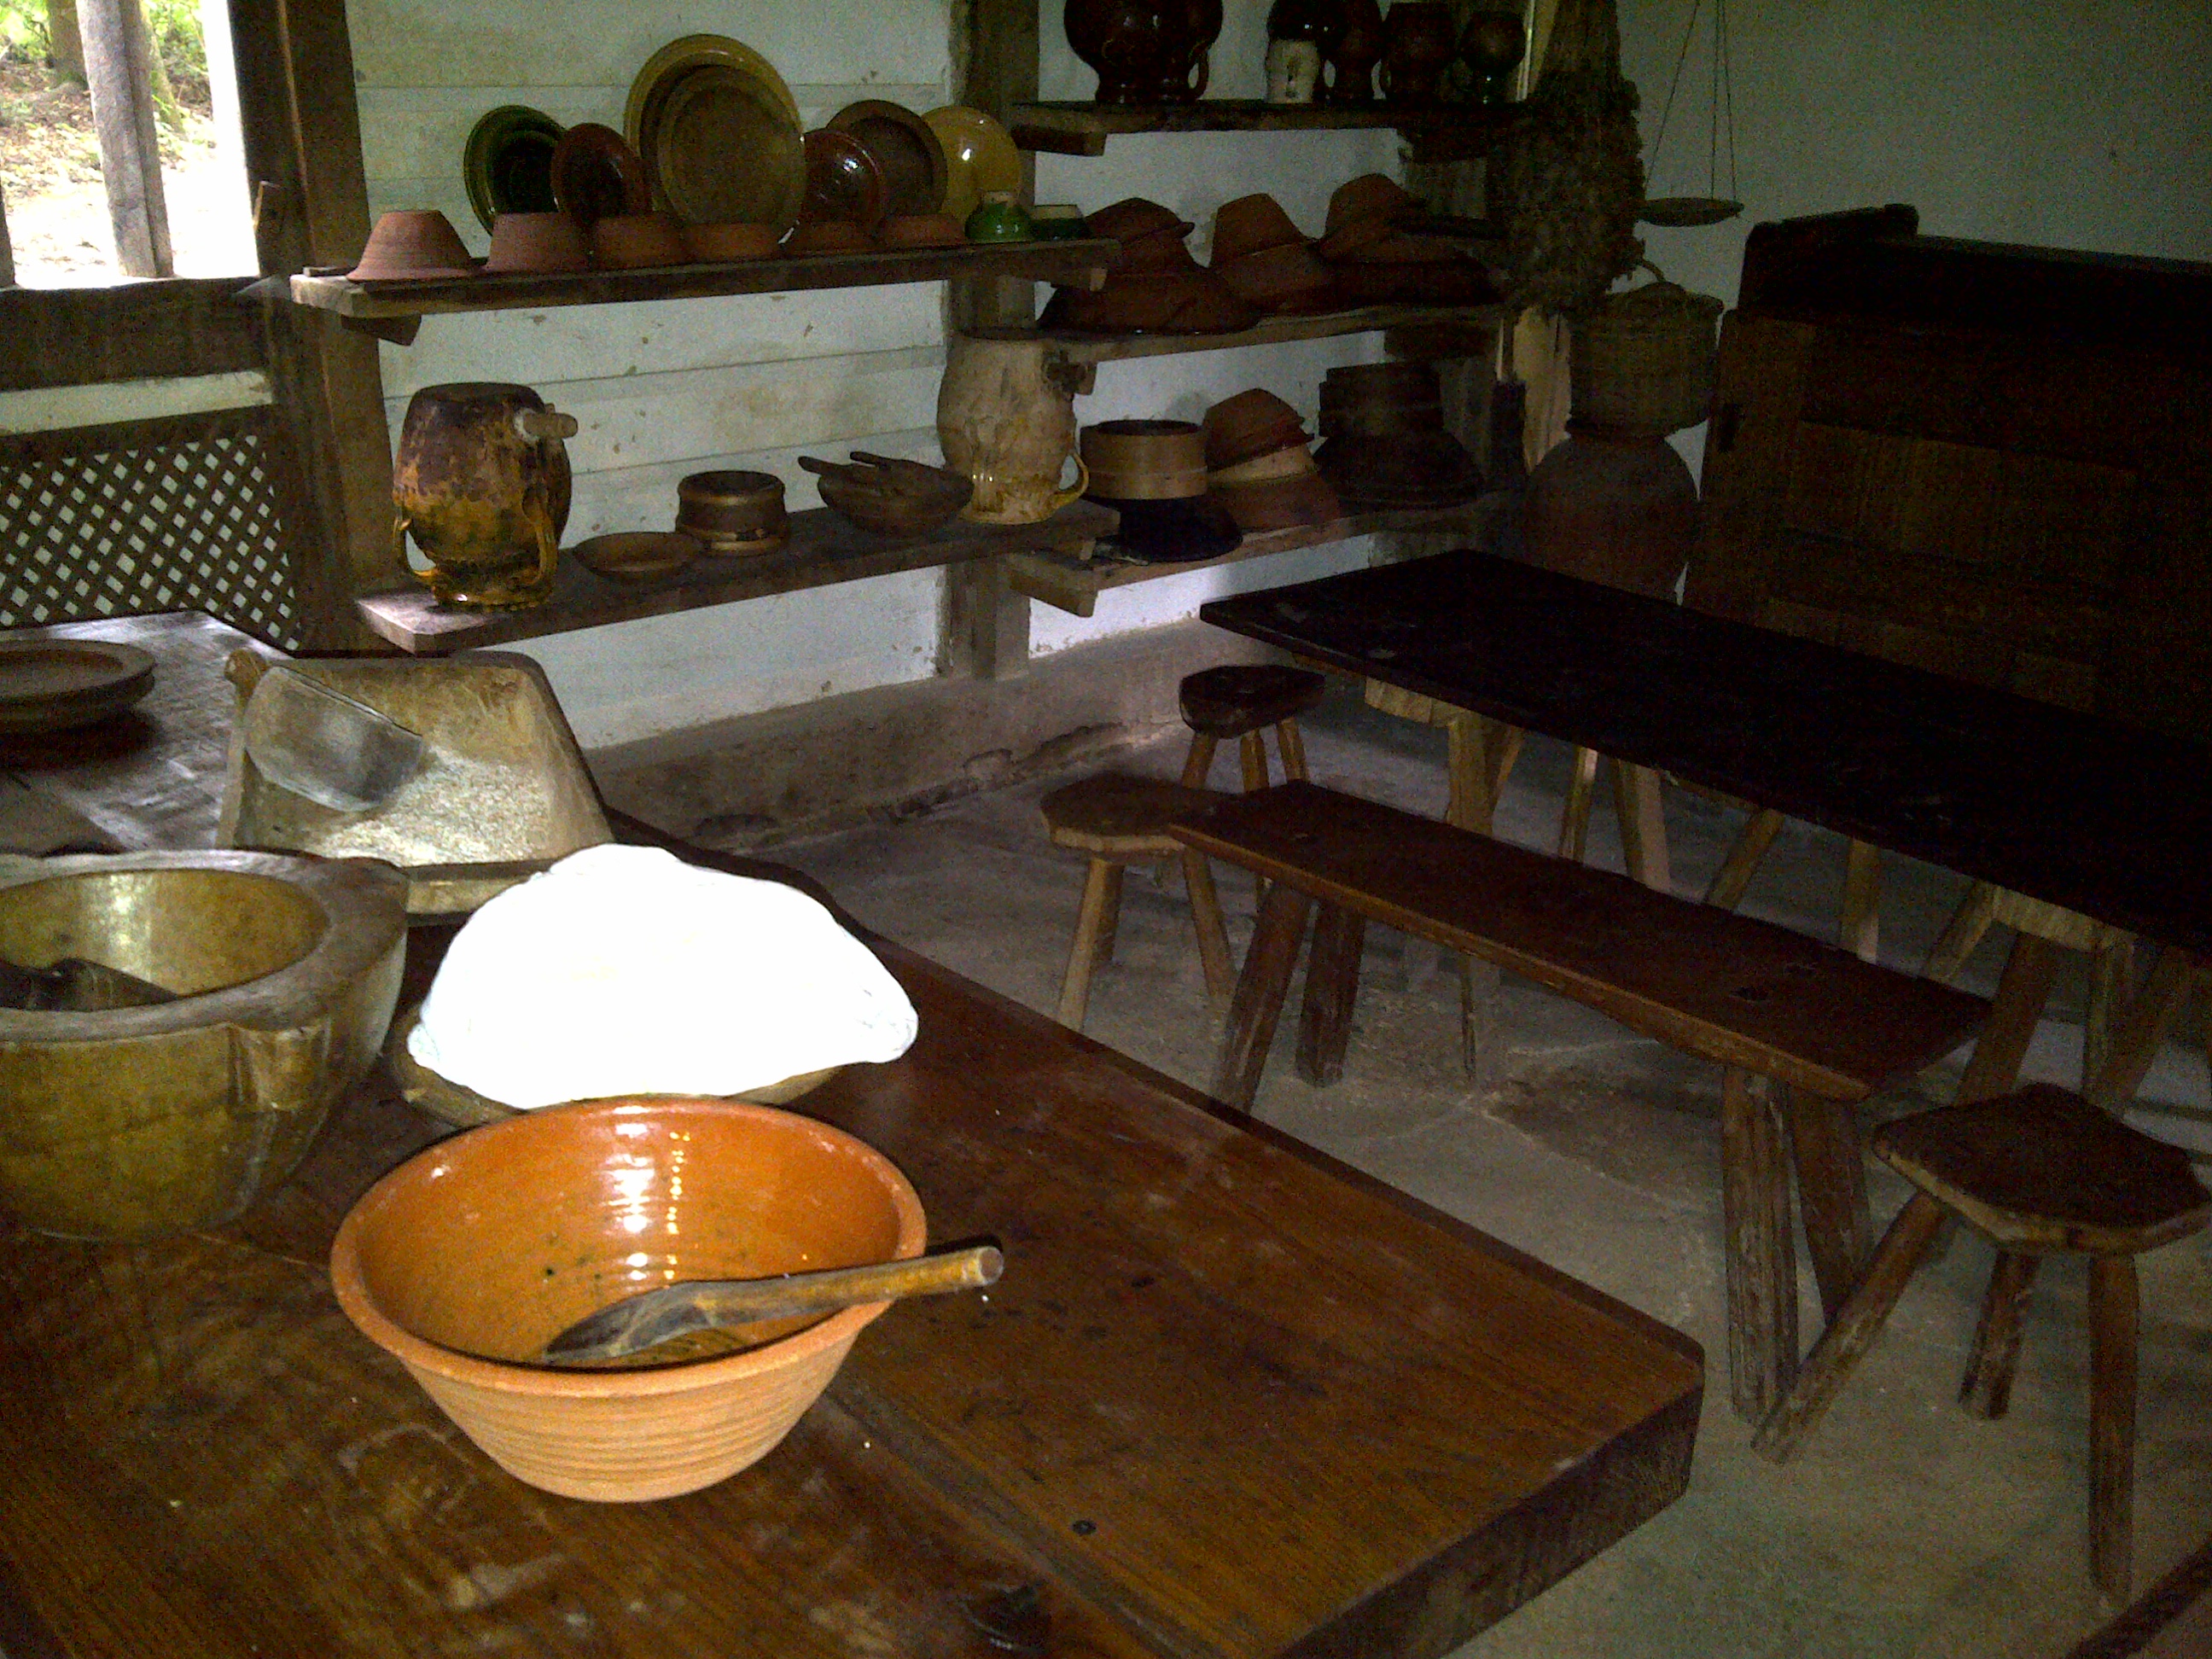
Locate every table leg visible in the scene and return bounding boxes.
[1557,746,1600,861]
[1841,841,1881,964]
[1211,882,1313,1112]
[1616,764,1672,894]
[1955,932,2061,1103]
[2085,947,2205,1109]
[1704,807,1783,910]
[1722,1068,1799,1422]
[1783,1089,1872,1323]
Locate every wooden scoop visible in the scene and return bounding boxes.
[537,1243,1003,1368]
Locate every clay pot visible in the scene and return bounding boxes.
[483,211,588,275]
[1522,422,1700,599]
[1379,0,1457,105]
[682,221,782,261]
[1210,193,1307,265]
[1067,0,1214,104]
[349,209,477,282]
[1167,0,1224,101]
[676,470,789,555]
[394,382,578,609]
[328,1097,927,1503]
[590,212,688,269]
[937,331,1091,525]
[1458,9,1527,102]
[1204,390,1310,469]
[1080,418,1208,500]
[1324,0,1385,102]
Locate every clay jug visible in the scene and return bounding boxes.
[1522,421,1698,599]
[1164,0,1221,100]
[393,383,578,609]
[1067,0,1182,104]
[1379,0,1456,104]
[937,333,1091,526]
[1324,0,1385,102]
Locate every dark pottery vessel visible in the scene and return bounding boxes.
[1378,0,1456,104]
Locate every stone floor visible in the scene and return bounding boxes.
[733,677,2212,1659]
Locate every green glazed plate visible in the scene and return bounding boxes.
[463,105,567,232]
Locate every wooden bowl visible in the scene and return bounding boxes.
[676,469,789,554]
[1080,419,1208,500]
[798,452,972,538]
[569,531,702,584]
[329,1096,923,1501]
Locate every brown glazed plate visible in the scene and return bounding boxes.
[827,100,947,218]
[651,67,805,230]
[800,128,889,228]
[549,123,651,227]
[0,641,155,734]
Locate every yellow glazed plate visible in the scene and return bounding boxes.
[652,66,805,229]
[922,104,1021,228]
[626,35,801,216]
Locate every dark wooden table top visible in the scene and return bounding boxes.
[0,612,1705,1658]
[1201,552,2212,957]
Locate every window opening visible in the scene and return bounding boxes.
[0,0,255,285]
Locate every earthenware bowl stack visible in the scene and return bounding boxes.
[1313,361,1482,508]
[1040,197,1259,335]
[1202,388,1340,531]
[1316,173,1495,305]
[1207,193,1339,316]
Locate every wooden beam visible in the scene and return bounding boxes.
[0,181,14,288]
[79,0,172,276]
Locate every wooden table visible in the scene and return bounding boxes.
[1199,551,2212,1097]
[0,612,1705,1658]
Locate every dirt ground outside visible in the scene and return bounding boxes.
[1,54,256,283]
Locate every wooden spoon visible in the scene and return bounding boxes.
[537,1243,1003,1367]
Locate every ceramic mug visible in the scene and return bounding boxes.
[937,333,1092,525]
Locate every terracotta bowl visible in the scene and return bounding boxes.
[682,221,782,262]
[329,1097,926,1502]
[1080,418,1208,500]
[1324,173,1422,239]
[782,219,875,256]
[877,212,965,249]
[1210,469,1342,533]
[1040,269,1260,335]
[1209,441,1318,486]
[1209,193,1307,267]
[1216,242,1341,314]
[1203,389,1310,469]
[484,211,589,275]
[591,212,689,269]
[677,469,789,554]
[349,209,478,282]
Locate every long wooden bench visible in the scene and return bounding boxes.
[1171,781,1994,1420]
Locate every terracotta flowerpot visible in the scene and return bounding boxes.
[937,332,1091,524]
[393,382,578,609]
[1522,422,1700,599]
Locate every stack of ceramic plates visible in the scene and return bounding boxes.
[626,35,805,232]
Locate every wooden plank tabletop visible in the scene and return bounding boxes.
[1199,551,2212,958]
[0,621,1706,1657]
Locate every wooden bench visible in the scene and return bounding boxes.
[1171,781,1994,1420]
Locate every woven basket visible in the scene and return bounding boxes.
[1570,263,1726,435]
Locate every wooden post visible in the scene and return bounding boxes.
[0,183,14,288]
[79,0,172,277]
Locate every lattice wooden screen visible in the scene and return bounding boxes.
[0,406,312,649]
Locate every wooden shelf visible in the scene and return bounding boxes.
[1036,300,1508,364]
[288,239,1119,323]
[1004,500,1496,617]
[357,502,1118,655]
[1009,100,1512,160]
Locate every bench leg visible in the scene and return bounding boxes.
[1211,882,1313,1113]
[1296,905,1365,1086]
[1956,931,2061,1103]
[2089,1254,2139,1606]
[1705,807,1783,910]
[1057,859,1126,1030]
[1752,1191,1947,1461]
[1723,1068,1800,1422]
[1181,850,1234,1004]
[1616,763,1673,894]
[1179,732,1219,789]
[1841,840,1881,964]
[1445,715,1490,835]
[1458,956,1504,1083]
[1959,1249,2040,1419]
[1783,1090,1873,1323]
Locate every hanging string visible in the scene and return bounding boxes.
[1707,0,1720,195]
[1647,0,1703,180]
[1719,0,1740,199]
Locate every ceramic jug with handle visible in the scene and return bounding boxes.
[393,382,578,609]
[937,332,1091,525]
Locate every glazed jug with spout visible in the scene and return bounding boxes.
[393,382,578,609]
[937,332,1091,525]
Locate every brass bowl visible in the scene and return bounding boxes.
[676,469,789,555]
[384,1003,841,1129]
[0,851,409,1239]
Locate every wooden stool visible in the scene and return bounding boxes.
[1753,1085,2211,1604]
[1179,665,1325,791]
[1041,774,1235,1031]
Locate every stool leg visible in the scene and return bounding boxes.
[1841,840,1881,964]
[1274,719,1308,782]
[1957,932,2062,1103]
[2085,946,2198,1109]
[1559,746,1601,862]
[1180,849,1234,1004]
[1057,859,1124,1030]
[1705,808,1784,910]
[1925,881,1998,982]
[1238,731,1270,792]
[1753,1192,1949,1461]
[2089,1254,2139,1606]
[1959,1250,2040,1419]
[1180,732,1219,789]
[1295,905,1365,1086]
[1211,882,1313,1112]
[1782,1090,1873,1323]
[1723,1068,1800,1423]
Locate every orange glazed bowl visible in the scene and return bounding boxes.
[329,1096,925,1501]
